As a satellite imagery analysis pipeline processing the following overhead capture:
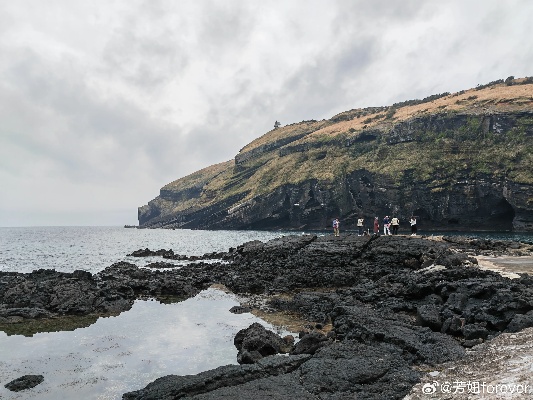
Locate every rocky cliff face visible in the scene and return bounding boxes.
[139,81,533,231]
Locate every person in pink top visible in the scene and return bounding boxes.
[333,218,340,237]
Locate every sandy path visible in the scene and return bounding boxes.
[476,256,533,278]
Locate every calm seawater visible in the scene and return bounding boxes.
[1,226,531,274]
[0,289,295,400]
[0,227,300,399]
[0,226,295,274]
[0,226,531,399]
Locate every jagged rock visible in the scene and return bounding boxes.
[331,304,465,365]
[298,342,420,398]
[441,315,465,335]
[4,375,44,392]
[290,332,329,355]
[127,248,175,257]
[122,354,312,400]
[416,304,443,331]
[229,305,252,314]
[506,311,533,333]
[462,323,490,340]
[0,261,212,324]
[143,261,178,269]
[234,323,292,364]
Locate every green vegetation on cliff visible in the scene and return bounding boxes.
[139,79,533,231]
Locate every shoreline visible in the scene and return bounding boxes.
[476,255,533,277]
[2,234,533,398]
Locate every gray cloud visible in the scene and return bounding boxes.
[102,13,190,90]
[0,0,531,226]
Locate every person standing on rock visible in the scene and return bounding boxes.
[373,217,379,235]
[391,216,400,235]
[333,218,340,237]
[357,217,364,236]
[410,216,417,236]
[383,216,391,235]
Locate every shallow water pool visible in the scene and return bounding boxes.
[0,288,293,399]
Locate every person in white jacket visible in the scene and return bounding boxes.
[410,216,417,236]
[357,217,364,236]
[391,217,399,235]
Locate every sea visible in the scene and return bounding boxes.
[0,226,532,399]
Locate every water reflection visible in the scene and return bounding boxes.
[0,288,293,400]
[0,314,102,337]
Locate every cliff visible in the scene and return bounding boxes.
[139,78,533,231]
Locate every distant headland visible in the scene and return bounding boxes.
[138,77,533,232]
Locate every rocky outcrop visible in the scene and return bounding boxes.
[224,235,533,342]
[122,354,313,400]
[234,322,293,364]
[0,269,134,322]
[121,235,533,399]
[4,375,44,392]
[2,236,532,335]
[0,261,219,333]
[1,235,533,398]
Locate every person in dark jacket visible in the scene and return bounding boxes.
[383,216,391,235]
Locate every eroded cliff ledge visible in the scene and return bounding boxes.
[139,80,533,231]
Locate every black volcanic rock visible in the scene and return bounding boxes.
[505,310,533,333]
[2,234,533,398]
[416,304,443,331]
[0,262,213,325]
[128,248,176,257]
[234,322,292,364]
[122,355,312,400]
[290,331,329,355]
[297,342,420,399]
[229,305,252,314]
[5,375,44,392]
[0,268,134,321]
[121,235,533,399]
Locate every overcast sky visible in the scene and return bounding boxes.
[1,0,532,227]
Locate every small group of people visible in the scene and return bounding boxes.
[333,215,418,236]
[380,216,401,235]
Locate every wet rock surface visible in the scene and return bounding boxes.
[128,248,228,261]
[1,234,533,398]
[122,355,312,400]
[0,263,210,326]
[234,322,293,364]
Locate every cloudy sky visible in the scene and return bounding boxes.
[1,0,532,227]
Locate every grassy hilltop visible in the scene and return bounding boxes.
[139,78,533,231]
